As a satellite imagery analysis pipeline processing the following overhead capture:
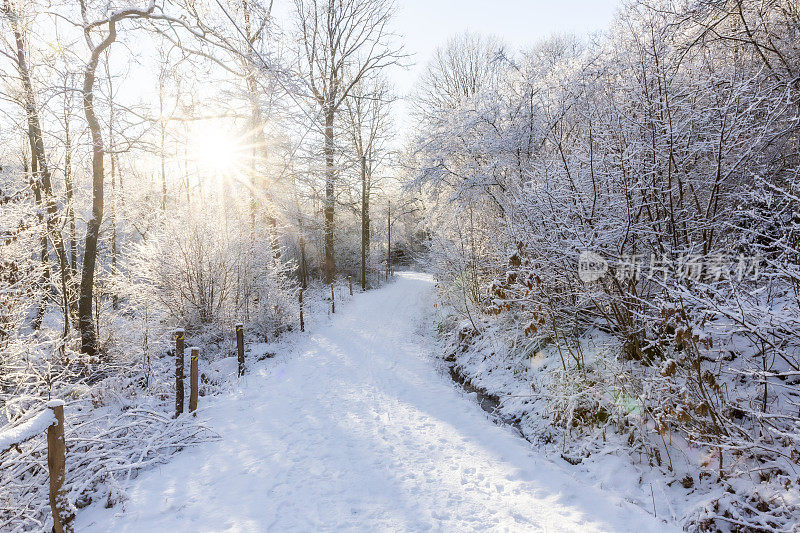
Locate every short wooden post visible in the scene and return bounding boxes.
[174,328,185,417]
[299,289,304,332]
[189,347,199,413]
[348,275,353,296]
[235,323,245,377]
[47,400,73,533]
[331,283,335,314]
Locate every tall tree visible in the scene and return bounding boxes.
[77,0,155,355]
[343,75,394,289]
[3,0,75,340]
[293,0,401,282]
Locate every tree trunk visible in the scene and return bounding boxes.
[107,64,119,310]
[29,139,48,330]
[299,233,308,289]
[79,29,117,356]
[65,106,77,280]
[323,103,336,283]
[387,201,391,279]
[64,123,76,340]
[159,81,167,212]
[248,94,258,235]
[110,150,118,310]
[361,155,369,290]
[6,0,74,335]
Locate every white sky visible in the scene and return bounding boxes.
[388,0,621,130]
[393,0,620,92]
[105,0,623,154]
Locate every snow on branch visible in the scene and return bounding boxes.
[0,408,57,454]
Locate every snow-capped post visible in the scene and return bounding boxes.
[348,275,353,296]
[0,401,72,530]
[299,289,305,332]
[236,323,245,377]
[331,283,335,314]
[189,347,199,414]
[174,328,185,418]
[47,400,73,533]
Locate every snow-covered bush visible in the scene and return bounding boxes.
[0,164,46,349]
[0,377,217,531]
[124,202,297,337]
[411,1,800,529]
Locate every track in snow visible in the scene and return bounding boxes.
[78,272,678,532]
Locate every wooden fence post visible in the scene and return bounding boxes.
[299,289,304,332]
[348,275,353,296]
[331,283,335,314]
[47,400,73,533]
[235,323,245,377]
[189,347,199,414]
[174,328,185,417]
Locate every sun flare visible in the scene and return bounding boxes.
[192,126,242,174]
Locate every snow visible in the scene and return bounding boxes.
[204,356,239,385]
[0,408,56,452]
[77,272,677,532]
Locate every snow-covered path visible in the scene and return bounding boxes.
[79,272,677,532]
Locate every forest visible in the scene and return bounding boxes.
[1,0,799,531]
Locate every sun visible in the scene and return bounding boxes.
[192,125,243,174]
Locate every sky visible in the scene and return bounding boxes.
[389,0,621,128]
[96,0,623,157]
[132,0,622,139]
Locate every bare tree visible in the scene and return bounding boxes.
[293,0,402,282]
[3,0,75,341]
[343,74,394,289]
[412,31,503,117]
[76,0,156,355]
